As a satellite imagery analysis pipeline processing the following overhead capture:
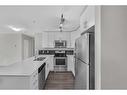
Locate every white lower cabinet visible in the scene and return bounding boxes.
[67,55,75,76]
[45,58,50,79]
[0,76,30,89]
[0,70,38,90]
[45,55,54,79]
[30,70,38,89]
[49,55,54,71]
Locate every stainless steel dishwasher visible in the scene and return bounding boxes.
[38,63,46,89]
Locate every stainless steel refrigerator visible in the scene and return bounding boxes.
[74,26,95,89]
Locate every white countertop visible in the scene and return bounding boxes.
[0,55,48,76]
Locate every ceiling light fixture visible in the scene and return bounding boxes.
[59,14,65,32]
[8,25,24,32]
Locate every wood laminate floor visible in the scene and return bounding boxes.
[44,71,75,90]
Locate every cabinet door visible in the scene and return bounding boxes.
[0,76,29,90]
[47,55,53,72]
[67,55,75,76]
[49,55,54,71]
[35,33,42,49]
[30,70,38,89]
[42,32,48,48]
[45,55,54,79]
[47,32,55,47]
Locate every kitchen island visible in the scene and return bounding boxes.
[0,56,48,90]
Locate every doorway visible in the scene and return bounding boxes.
[23,39,29,60]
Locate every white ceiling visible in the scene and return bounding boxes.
[0,6,86,35]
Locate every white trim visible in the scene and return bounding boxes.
[95,6,101,89]
[87,33,89,89]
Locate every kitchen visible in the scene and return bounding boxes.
[0,6,94,90]
[1,5,127,90]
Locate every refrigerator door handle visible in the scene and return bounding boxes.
[74,56,89,65]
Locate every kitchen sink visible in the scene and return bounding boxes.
[34,57,46,61]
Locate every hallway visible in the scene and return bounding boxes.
[44,71,75,90]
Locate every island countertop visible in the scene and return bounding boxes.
[0,55,48,76]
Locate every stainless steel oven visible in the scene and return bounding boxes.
[54,50,67,71]
[54,57,67,71]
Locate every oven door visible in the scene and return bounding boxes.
[54,57,67,71]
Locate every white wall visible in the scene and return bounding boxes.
[0,33,35,66]
[0,33,22,66]
[101,6,127,89]
[80,6,95,32]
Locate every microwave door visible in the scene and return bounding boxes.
[54,40,67,48]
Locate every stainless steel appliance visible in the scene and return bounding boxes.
[38,63,46,89]
[75,26,95,89]
[54,51,67,71]
[54,40,67,48]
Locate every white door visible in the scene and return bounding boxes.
[23,39,29,59]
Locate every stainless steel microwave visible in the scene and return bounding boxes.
[54,40,67,48]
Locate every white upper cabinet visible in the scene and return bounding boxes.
[47,32,71,48]
[47,32,55,48]
[42,32,48,48]
[35,31,71,49]
[35,32,48,49]
[35,33,43,49]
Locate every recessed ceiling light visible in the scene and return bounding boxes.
[8,25,25,32]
